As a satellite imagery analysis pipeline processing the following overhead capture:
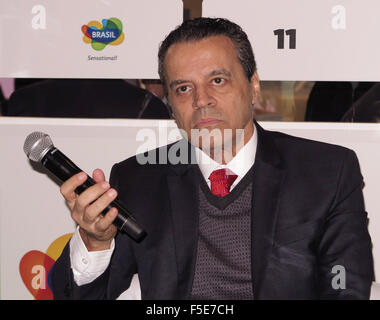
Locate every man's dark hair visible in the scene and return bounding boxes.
[158,17,257,94]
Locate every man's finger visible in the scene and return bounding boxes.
[60,172,87,201]
[85,188,117,221]
[75,181,110,213]
[93,168,106,183]
[95,207,118,232]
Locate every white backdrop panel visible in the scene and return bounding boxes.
[203,0,380,81]
[1,118,379,299]
[0,0,182,78]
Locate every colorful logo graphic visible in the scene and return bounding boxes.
[19,233,73,300]
[81,17,124,51]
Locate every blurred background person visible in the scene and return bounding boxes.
[5,79,170,119]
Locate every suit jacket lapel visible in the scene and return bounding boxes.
[251,122,285,298]
[166,140,199,299]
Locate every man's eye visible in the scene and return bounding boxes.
[176,85,190,94]
[212,78,225,85]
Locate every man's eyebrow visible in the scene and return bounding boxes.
[208,69,231,77]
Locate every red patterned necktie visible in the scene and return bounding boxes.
[208,168,238,197]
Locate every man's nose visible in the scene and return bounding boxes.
[192,86,216,110]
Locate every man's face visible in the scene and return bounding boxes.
[164,35,260,157]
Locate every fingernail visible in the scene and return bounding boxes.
[108,189,116,197]
[78,172,87,181]
[102,182,110,189]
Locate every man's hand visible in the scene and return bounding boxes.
[60,168,118,251]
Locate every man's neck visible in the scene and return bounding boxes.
[194,123,258,191]
[208,123,254,165]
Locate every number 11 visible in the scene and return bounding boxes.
[274,29,296,49]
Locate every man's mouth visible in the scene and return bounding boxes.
[195,118,223,128]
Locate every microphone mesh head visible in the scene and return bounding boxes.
[23,132,54,162]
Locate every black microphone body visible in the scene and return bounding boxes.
[41,147,146,242]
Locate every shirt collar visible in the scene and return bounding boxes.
[194,123,258,185]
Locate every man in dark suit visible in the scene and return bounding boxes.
[51,18,373,299]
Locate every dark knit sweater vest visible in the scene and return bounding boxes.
[190,166,254,300]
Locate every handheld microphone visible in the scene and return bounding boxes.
[23,132,147,243]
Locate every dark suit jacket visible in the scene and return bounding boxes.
[51,121,374,299]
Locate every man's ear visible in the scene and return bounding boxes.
[250,71,261,104]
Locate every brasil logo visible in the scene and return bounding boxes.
[19,233,73,300]
[81,17,124,51]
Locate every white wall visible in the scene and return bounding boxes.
[204,0,380,81]
[0,0,182,78]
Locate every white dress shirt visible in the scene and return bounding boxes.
[70,124,258,285]
[194,124,258,190]
[70,226,115,286]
